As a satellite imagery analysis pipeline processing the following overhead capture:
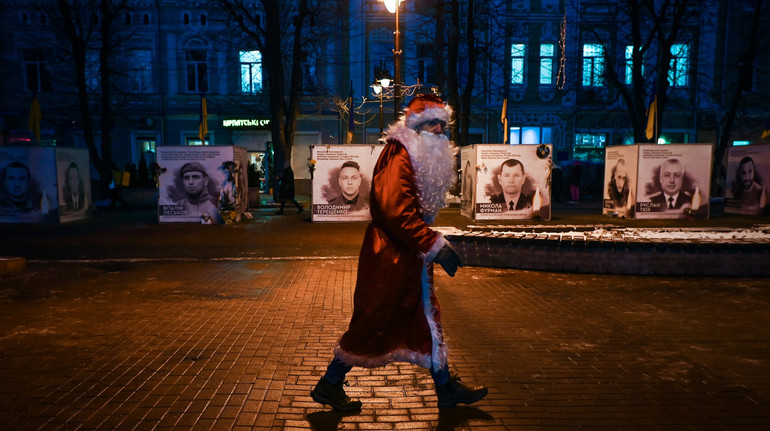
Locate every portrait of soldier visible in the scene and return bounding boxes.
[1,161,41,213]
[176,162,218,217]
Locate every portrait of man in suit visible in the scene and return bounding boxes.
[62,161,86,213]
[489,158,532,212]
[648,158,689,211]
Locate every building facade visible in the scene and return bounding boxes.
[0,0,767,196]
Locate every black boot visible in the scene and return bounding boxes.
[310,377,362,413]
[435,375,488,408]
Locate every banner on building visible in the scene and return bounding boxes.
[724,144,770,216]
[463,144,552,221]
[311,144,384,222]
[634,144,712,220]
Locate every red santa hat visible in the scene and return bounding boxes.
[404,94,453,130]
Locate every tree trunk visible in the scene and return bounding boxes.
[711,0,764,197]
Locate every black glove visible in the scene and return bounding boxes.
[433,243,464,277]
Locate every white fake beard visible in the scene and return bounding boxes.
[405,131,458,224]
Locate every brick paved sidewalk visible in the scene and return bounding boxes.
[1,258,769,430]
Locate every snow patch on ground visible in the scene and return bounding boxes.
[435,226,770,243]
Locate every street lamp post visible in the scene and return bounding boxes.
[371,78,391,136]
[384,0,402,120]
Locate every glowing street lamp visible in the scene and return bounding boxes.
[370,78,392,136]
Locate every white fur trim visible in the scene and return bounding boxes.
[334,344,432,369]
[405,106,452,130]
[422,260,448,371]
[422,233,446,262]
[385,124,457,225]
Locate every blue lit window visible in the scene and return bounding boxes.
[668,43,689,87]
[624,45,644,85]
[574,133,606,148]
[540,44,554,85]
[511,44,526,85]
[509,126,553,145]
[582,44,604,87]
[240,50,263,94]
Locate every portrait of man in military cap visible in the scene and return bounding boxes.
[175,162,218,217]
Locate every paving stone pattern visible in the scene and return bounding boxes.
[1,259,769,430]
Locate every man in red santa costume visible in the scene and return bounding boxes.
[310,94,488,412]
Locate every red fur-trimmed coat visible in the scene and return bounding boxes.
[334,134,449,372]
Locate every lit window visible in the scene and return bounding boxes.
[511,43,525,85]
[186,136,209,146]
[668,43,689,87]
[186,49,208,93]
[582,43,604,87]
[240,50,262,94]
[136,137,156,165]
[509,126,553,145]
[624,45,638,85]
[574,133,606,148]
[540,44,554,85]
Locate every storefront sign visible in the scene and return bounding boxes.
[222,118,270,128]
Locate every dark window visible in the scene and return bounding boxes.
[186,49,208,93]
[24,49,52,92]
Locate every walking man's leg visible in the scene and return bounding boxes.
[310,357,362,412]
[431,364,488,409]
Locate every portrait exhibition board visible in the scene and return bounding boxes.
[724,144,770,216]
[634,144,712,220]
[310,144,384,222]
[56,147,91,223]
[464,144,552,221]
[459,146,476,218]
[0,146,88,224]
[602,145,639,218]
[157,146,248,223]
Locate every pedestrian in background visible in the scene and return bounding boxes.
[568,160,582,203]
[275,161,303,215]
[310,94,487,413]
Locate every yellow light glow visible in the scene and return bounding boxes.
[384,0,401,13]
